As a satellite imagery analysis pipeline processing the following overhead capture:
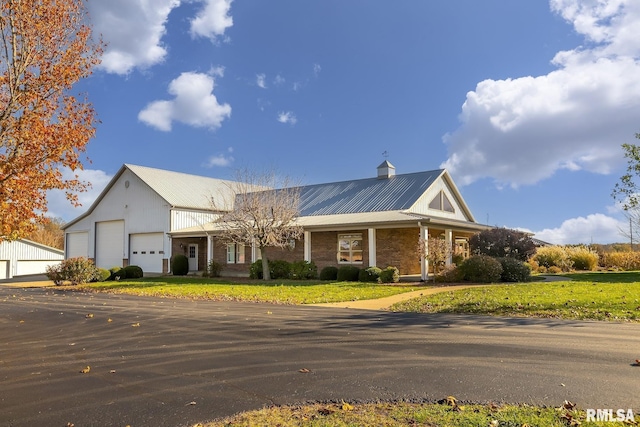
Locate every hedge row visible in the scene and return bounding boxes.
[46,257,144,285]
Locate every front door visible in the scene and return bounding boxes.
[188,244,198,271]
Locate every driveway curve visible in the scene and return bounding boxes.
[1,287,639,427]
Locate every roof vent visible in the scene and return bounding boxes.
[377,160,396,179]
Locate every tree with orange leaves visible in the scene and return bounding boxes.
[0,0,102,241]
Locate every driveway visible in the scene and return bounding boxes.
[1,287,639,427]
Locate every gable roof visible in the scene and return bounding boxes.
[63,164,240,229]
[297,169,441,216]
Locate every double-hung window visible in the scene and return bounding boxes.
[338,234,363,264]
[226,243,245,264]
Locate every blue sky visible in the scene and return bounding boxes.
[48,0,640,245]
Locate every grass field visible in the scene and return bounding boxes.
[391,271,640,321]
[77,276,422,304]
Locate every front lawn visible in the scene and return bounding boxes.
[77,276,422,304]
[391,276,640,321]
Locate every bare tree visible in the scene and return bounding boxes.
[618,208,640,250]
[417,236,455,280]
[211,169,303,280]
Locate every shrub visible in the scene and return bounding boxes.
[123,265,143,279]
[171,254,189,275]
[249,259,263,279]
[269,260,292,280]
[532,246,573,272]
[601,251,640,271]
[319,266,338,281]
[359,266,382,283]
[458,255,503,283]
[290,260,317,280]
[469,228,537,261]
[337,265,360,281]
[379,266,400,283]
[435,265,462,283]
[498,257,531,282]
[204,260,223,278]
[566,246,598,271]
[110,268,127,280]
[96,268,111,282]
[46,257,100,285]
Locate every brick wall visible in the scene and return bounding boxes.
[310,230,369,271]
[171,237,207,271]
[375,228,420,275]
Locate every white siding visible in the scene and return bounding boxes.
[171,209,218,232]
[0,240,64,279]
[409,177,469,221]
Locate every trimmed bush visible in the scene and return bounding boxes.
[249,259,263,279]
[435,265,462,283]
[290,260,317,280]
[532,246,573,272]
[359,266,382,283]
[337,265,360,281]
[269,260,292,280]
[46,257,100,285]
[319,266,338,281]
[204,260,223,278]
[171,254,189,276]
[96,268,111,282]
[458,255,503,283]
[123,265,143,279]
[379,266,400,283]
[498,257,531,282]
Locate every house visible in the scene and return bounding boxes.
[63,162,490,280]
[0,239,64,279]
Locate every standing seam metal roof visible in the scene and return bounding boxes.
[297,170,443,216]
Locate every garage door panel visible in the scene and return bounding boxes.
[130,233,163,273]
[96,221,124,269]
[66,232,89,259]
[0,261,8,279]
[16,260,61,276]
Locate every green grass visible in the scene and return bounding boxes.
[391,278,640,321]
[205,401,613,426]
[77,276,421,304]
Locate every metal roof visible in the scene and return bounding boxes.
[297,170,443,216]
[125,164,239,210]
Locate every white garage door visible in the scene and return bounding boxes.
[16,260,61,276]
[66,232,89,258]
[130,233,164,273]
[0,261,8,279]
[95,221,124,269]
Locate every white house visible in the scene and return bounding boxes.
[0,239,64,279]
[63,162,490,279]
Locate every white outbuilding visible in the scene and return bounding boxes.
[0,239,64,280]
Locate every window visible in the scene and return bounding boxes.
[226,243,245,264]
[338,234,363,264]
[429,190,455,213]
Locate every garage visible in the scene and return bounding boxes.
[0,260,8,279]
[0,240,64,280]
[16,260,62,276]
[95,221,124,269]
[130,233,164,273]
[66,231,89,258]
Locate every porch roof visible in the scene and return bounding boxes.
[168,210,490,237]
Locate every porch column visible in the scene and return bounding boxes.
[420,224,429,281]
[368,228,376,267]
[207,235,214,264]
[251,241,258,263]
[445,229,453,266]
[304,231,311,262]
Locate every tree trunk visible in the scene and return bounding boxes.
[261,249,271,280]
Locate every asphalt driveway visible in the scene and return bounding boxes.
[2,287,640,427]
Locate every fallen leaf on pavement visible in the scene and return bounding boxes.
[131,322,140,327]
[107,318,112,323]
[341,400,354,411]
[299,368,311,373]
[85,313,94,318]
[79,366,90,374]
[186,401,196,406]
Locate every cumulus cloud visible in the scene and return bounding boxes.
[523,213,625,244]
[90,0,233,75]
[256,73,267,89]
[190,0,233,41]
[277,111,297,125]
[138,72,231,131]
[205,147,235,167]
[441,0,640,187]
[47,169,113,222]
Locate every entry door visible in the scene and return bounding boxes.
[188,244,198,271]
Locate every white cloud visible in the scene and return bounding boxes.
[209,65,225,77]
[90,0,233,75]
[205,147,234,167]
[292,82,302,91]
[190,0,233,41]
[313,63,322,76]
[47,168,113,222]
[138,72,231,131]
[274,74,286,85]
[523,213,625,244]
[441,0,640,187]
[256,73,267,89]
[277,111,297,125]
